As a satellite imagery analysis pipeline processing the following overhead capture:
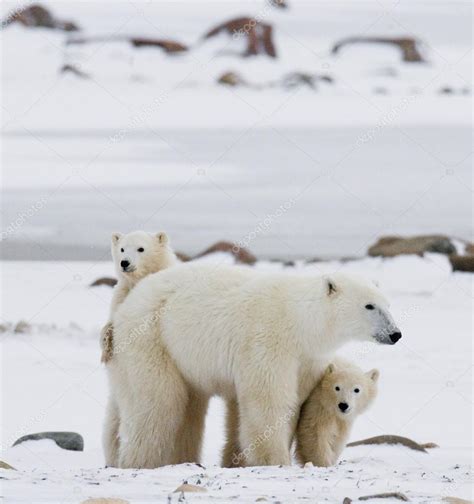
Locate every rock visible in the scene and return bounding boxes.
[90,277,117,288]
[13,432,84,451]
[203,17,277,58]
[269,0,289,8]
[195,241,257,265]
[81,500,129,504]
[279,72,333,90]
[130,38,188,53]
[0,460,16,470]
[347,434,438,452]
[2,4,79,31]
[331,36,426,63]
[0,323,12,333]
[449,255,474,273]
[14,320,31,334]
[367,235,456,257]
[443,498,473,504]
[67,36,187,54]
[217,71,247,87]
[173,483,207,493]
[176,251,192,262]
[439,86,454,94]
[60,64,89,79]
[359,492,409,501]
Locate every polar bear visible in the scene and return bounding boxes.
[101,230,177,467]
[295,359,379,467]
[111,263,401,468]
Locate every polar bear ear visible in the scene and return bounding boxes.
[156,232,169,245]
[326,363,336,374]
[111,232,123,244]
[367,369,380,382]
[326,278,337,296]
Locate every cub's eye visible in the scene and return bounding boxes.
[354,388,360,393]
[137,247,145,253]
[365,304,375,310]
[335,386,340,391]
[120,248,124,253]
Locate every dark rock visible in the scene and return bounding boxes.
[332,36,426,63]
[439,86,454,94]
[66,36,187,54]
[217,71,247,87]
[269,0,289,8]
[368,235,456,257]
[2,4,79,31]
[449,255,474,273]
[130,38,188,53]
[90,277,117,288]
[203,17,277,58]
[60,64,89,79]
[195,241,257,265]
[176,252,192,262]
[13,432,84,451]
[280,72,333,90]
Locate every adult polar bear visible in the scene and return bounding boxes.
[110,262,401,468]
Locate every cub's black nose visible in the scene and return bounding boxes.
[389,331,402,344]
[338,402,349,412]
[121,260,130,269]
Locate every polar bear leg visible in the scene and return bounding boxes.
[102,395,120,467]
[237,363,298,466]
[222,399,243,467]
[174,388,209,464]
[118,356,189,469]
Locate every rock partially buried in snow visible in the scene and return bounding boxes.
[173,483,207,493]
[2,4,79,31]
[443,498,473,504]
[13,431,84,451]
[81,499,129,504]
[90,277,117,288]
[195,241,257,265]
[331,36,425,63]
[0,460,16,470]
[449,255,474,273]
[368,235,456,257]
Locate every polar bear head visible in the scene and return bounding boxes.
[319,361,379,418]
[111,231,177,283]
[323,273,401,346]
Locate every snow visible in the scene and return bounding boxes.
[1,0,472,259]
[0,253,472,502]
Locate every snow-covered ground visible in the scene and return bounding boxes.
[0,253,472,502]
[1,0,472,259]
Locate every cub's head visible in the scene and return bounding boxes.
[319,362,379,418]
[111,231,173,282]
[323,273,402,346]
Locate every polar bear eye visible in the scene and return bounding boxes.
[354,388,360,393]
[120,248,124,253]
[365,304,375,310]
[137,247,145,253]
[335,386,340,391]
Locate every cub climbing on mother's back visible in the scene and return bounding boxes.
[295,359,379,467]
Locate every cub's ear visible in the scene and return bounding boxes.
[326,363,336,375]
[156,232,169,245]
[367,369,380,382]
[325,277,337,296]
[111,232,123,244]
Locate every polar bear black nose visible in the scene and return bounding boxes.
[389,331,402,344]
[121,260,130,270]
[338,402,349,412]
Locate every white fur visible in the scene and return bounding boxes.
[111,262,401,468]
[101,230,177,467]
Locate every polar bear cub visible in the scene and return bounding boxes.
[295,359,379,467]
[100,230,178,363]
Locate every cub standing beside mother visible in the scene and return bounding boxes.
[104,234,402,469]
